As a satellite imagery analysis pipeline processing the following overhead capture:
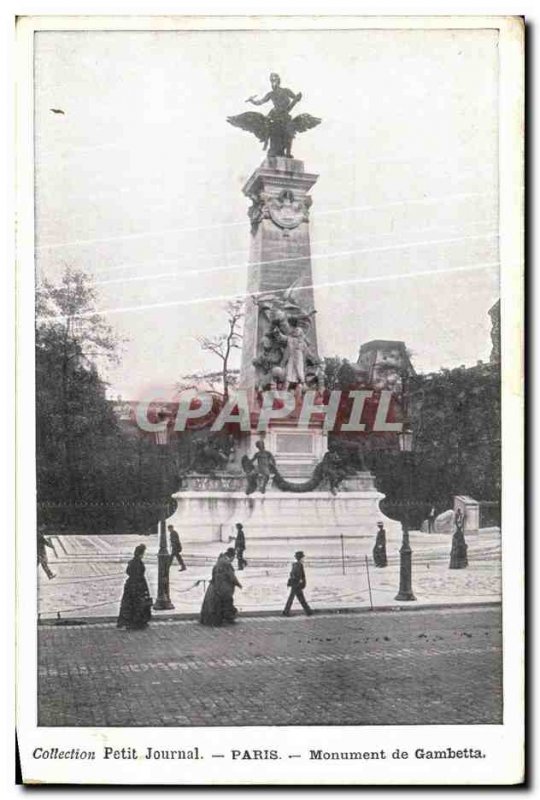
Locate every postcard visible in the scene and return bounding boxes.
[15,13,524,786]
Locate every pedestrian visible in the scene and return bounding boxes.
[234,522,247,570]
[168,524,187,571]
[200,548,242,626]
[454,507,465,533]
[372,522,388,567]
[427,506,436,534]
[449,508,468,569]
[199,568,221,626]
[282,551,313,617]
[37,526,57,579]
[117,544,153,630]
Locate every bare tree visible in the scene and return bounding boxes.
[194,299,244,400]
[176,368,240,396]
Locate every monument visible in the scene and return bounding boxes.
[167,75,399,541]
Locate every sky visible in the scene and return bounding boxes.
[34,27,500,400]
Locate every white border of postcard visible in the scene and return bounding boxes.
[15,11,524,786]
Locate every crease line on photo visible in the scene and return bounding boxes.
[86,217,498,277]
[35,191,496,250]
[37,260,501,322]
[92,233,499,288]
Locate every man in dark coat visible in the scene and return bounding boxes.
[282,551,313,616]
[234,522,247,570]
[372,522,388,567]
[168,525,186,571]
[37,526,57,579]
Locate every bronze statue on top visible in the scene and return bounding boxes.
[227,73,321,158]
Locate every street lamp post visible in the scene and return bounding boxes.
[395,428,416,602]
[153,418,175,611]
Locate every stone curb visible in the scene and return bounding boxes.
[38,600,501,626]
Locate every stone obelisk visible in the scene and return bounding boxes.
[240,156,319,392]
[238,154,328,478]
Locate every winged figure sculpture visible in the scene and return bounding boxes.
[227,73,321,158]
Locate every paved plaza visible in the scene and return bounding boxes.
[38,606,502,727]
[38,529,501,620]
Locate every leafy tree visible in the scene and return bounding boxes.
[36,268,179,533]
[409,364,501,505]
[36,269,119,501]
[373,364,500,521]
[323,356,359,391]
[322,353,500,519]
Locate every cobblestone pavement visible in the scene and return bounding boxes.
[38,606,502,727]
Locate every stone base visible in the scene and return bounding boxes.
[167,488,401,542]
[453,495,480,532]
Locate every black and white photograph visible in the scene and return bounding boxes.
[15,12,524,786]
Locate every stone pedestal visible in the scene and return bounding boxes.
[167,482,401,543]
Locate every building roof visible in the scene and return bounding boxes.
[357,339,415,375]
[358,339,408,353]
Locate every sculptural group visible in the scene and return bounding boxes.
[240,438,366,496]
[252,287,324,393]
[227,73,321,158]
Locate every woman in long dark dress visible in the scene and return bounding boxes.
[117,544,153,630]
[372,522,388,568]
[199,570,222,626]
[200,548,242,626]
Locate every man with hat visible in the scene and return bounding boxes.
[372,522,388,568]
[282,551,313,617]
[168,524,187,571]
[233,522,247,571]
